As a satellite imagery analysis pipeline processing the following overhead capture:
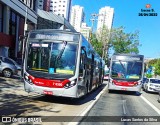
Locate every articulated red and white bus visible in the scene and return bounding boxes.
[108,54,144,92]
[22,29,104,98]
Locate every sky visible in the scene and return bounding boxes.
[72,0,160,58]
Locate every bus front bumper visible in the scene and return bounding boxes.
[108,84,142,92]
[24,81,79,98]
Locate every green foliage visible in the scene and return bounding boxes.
[148,59,158,66]
[146,74,153,78]
[147,58,160,76]
[90,33,103,57]
[154,59,160,76]
[110,26,141,54]
[90,26,141,65]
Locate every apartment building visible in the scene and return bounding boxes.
[50,0,72,21]
[97,6,114,31]
[70,5,84,32]
[80,23,91,41]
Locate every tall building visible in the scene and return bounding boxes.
[50,0,72,21]
[97,6,114,31]
[0,0,37,58]
[36,0,52,12]
[80,23,91,41]
[70,5,84,32]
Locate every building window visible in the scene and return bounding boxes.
[0,4,3,32]
[30,0,33,9]
[9,11,16,35]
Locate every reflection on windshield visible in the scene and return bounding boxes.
[27,41,78,75]
[111,61,142,79]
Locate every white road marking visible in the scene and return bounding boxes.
[68,82,109,125]
[140,95,160,115]
[122,100,127,115]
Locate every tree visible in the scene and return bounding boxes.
[155,59,160,76]
[110,27,141,54]
[146,58,160,77]
[90,33,103,57]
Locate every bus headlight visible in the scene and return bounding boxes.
[64,79,77,89]
[24,74,33,85]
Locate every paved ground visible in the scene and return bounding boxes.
[0,74,108,125]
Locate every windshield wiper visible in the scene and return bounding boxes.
[119,60,127,77]
[56,41,67,60]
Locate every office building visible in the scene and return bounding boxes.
[0,0,37,58]
[36,0,52,12]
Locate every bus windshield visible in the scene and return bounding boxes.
[111,61,142,80]
[26,40,78,76]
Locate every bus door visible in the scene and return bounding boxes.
[99,61,103,85]
[79,47,87,88]
[89,54,94,90]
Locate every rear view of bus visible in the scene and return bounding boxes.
[108,54,144,93]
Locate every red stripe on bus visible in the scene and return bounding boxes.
[113,80,138,87]
[29,75,70,88]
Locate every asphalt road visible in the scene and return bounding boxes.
[79,86,160,125]
[0,75,160,125]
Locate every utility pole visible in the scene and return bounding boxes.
[89,14,98,42]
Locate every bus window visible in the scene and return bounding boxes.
[27,41,78,75]
[79,48,86,77]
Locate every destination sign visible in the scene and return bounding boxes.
[113,55,143,61]
[29,32,79,42]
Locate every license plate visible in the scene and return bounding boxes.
[121,88,127,90]
[43,90,53,95]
